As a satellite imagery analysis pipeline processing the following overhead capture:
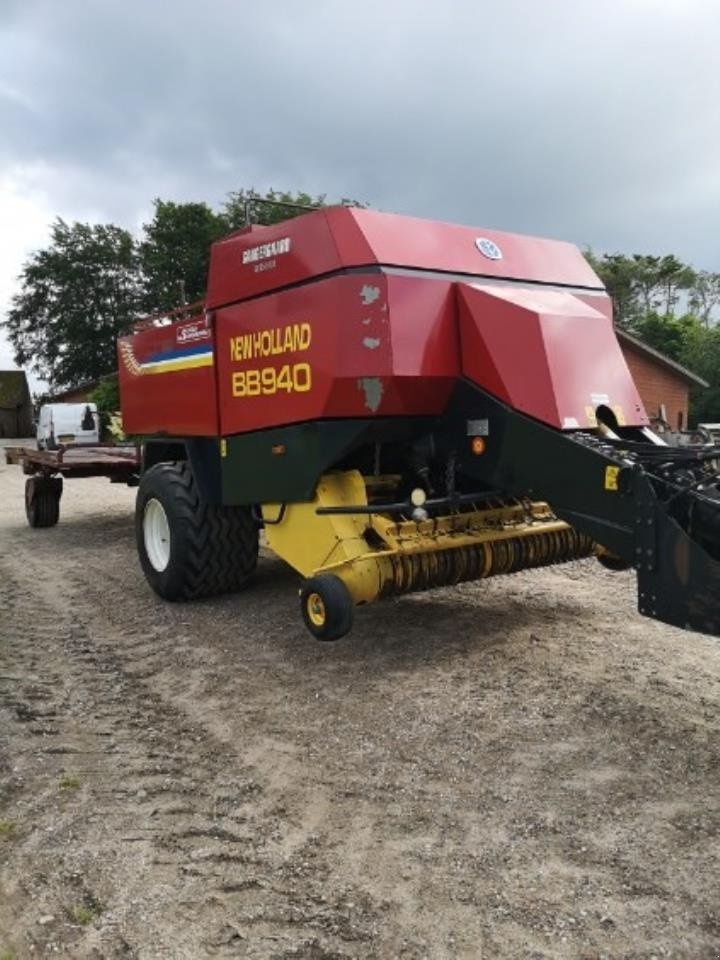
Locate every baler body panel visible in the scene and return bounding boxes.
[457,283,648,430]
[205,207,602,310]
[120,209,645,439]
[118,315,218,436]
[216,273,459,436]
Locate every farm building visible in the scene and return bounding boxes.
[617,330,707,432]
[48,377,102,404]
[0,370,33,438]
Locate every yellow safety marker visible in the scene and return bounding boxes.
[605,466,620,491]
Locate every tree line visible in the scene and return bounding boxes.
[3,190,720,424]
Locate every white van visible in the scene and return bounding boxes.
[36,403,100,450]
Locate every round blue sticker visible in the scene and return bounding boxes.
[475,237,503,260]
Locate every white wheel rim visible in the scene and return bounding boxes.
[143,498,171,572]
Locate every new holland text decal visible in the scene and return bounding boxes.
[229,322,312,397]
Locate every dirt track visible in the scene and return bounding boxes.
[1,445,719,959]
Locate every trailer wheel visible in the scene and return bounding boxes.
[136,461,258,600]
[25,476,62,528]
[300,574,354,641]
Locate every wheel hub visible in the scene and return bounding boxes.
[306,592,326,627]
[143,498,171,572]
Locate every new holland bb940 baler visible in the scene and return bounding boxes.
[118,207,720,640]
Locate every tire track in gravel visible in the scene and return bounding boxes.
[0,536,382,959]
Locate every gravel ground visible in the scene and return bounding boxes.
[0,442,719,959]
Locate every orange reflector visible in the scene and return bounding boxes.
[271,444,286,455]
[471,436,486,455]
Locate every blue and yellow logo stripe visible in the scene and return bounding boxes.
[121,341,214,377]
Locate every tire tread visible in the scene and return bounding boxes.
[137,461,258,600]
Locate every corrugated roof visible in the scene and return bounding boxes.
[617,330,709,388]
[0,370,31,410]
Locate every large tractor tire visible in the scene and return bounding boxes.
[136,461,258,601]
[25,476,62,528]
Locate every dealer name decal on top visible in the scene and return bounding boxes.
[230,322,312,397]
[242,237,291,274]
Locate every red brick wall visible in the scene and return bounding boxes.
[621,343,689,430]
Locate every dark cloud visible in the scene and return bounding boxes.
[1,0,719,266]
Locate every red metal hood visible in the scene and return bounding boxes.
[205,207,603,310]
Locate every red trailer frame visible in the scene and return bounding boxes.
[6,443,140,479]
[5,443,140,528]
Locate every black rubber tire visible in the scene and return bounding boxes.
[135,461,258,601]
[300,574,354,641]
[26,487,60,528]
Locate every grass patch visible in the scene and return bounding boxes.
[59,775,81,792]
[72,903,99,926]
[0,821,16,838]
[1,950,16,960]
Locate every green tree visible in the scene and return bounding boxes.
[588,251,696,328]
[633,311,698,362]
[139,200,227,313]
[630,254,664,315]
[688,270,720,326]
[586,251,641,326]
[655,255,696,317]
[88,375,120,413]
[3,219,139,390]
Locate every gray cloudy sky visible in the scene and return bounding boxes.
[1,0,719,384]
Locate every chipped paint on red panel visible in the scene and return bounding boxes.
[216,273,460,435]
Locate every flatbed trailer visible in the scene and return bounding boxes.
[5,443,140,527]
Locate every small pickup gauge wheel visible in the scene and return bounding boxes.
[300,574,354,641]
